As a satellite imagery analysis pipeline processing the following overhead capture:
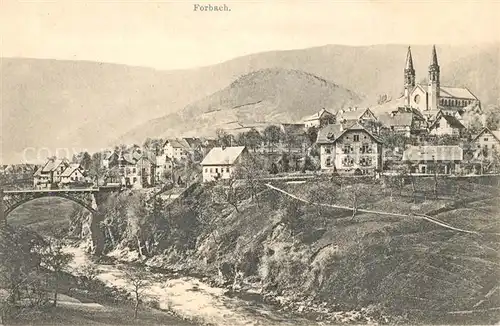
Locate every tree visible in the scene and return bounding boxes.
[89,152,107,186]
[216,129,232,148]
[39,239,74,307]
[306,126,319,146]
[124,269,149,319]
[468,115,484,135]
[238,128,262,152]
[211,177,241,213]
[485,108,500,130]
[281,200,304,237]
[263,125,283,154]
[143,138,164,156]
[234,157,265,207]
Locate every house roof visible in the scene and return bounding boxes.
[338,108,375,121]
[41,159,66,173]
[429,113,465,129]
[302,108,334,122]
[440,86,478,100]
[378,112,414,127]
[165,138,191,149]
[472,128,500,143]
[316,122,381,144]
[316,124,344,144]
[61,164,83,177]
[33,166,43,177]
[201,146,247,166]
[403,145,463,161]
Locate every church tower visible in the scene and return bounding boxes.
[428,45,440,110]
[404,46,416,106]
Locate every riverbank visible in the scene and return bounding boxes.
[64,243,323,326]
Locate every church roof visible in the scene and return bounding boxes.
[405,46,415,71]
[440,86,478,100]
[430,45,439,66]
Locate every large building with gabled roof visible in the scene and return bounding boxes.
[402,45,481,120]
[316,122,383,175]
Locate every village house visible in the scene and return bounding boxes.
[163,138,196,161]
[155,154,173,181]
[402,145,463,174]
[470,128,500,160]
[106,149,156,189]
[337,107,377,126]
[302,108,336,129]
[60,164,87,187]
[33,158,70,189]
[428,110,465,136]
[201,146,249,182]
[316,122,383,175]
[378,107,427,136]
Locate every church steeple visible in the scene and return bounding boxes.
[404,46,416,106]
[428,45,440,110]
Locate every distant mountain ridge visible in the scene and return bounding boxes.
[116,68,361,141]
[2,43,499,163]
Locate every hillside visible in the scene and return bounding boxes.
[2,43,499,163]
[6,176,500,324]
[118,68,362,141]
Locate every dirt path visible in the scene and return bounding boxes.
[65,244,320,326]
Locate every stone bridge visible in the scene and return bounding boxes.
[0,185,120,255]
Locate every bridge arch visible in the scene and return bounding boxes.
[2,190,100,218]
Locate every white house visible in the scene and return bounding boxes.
[60,164,86,186]
[163,139,194,161]
[302,108,336,129]
[316,122,383,175]
[33,158,70,189]
[428,111,465,136]
[201,146,249,182]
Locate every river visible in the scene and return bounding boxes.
[64,244,324,326]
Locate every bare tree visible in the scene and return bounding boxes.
[234,157,265,207]
[211,177,240,213]
[39,239,74,306]
[124,269,150,319]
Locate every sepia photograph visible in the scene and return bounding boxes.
[1,1,500,325]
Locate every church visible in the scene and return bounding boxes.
[402,45,481,119]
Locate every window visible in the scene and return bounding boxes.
[343,145,352,154]
[215,168,218,173]
[484,138,489,141]
[325,158,331,166]
[226,167,230,173]
[353,135,360,142]
[133,177,137,183]
[210,168,213,173]
[132,168,136,173]
[342,156,354,167]
[325,147,331,154]
[205,168,208,172]
[360,144,371,154]
[414,94,420,104]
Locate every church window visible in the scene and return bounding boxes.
[414,94,420,104]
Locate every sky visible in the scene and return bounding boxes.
[1,0,500,70]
